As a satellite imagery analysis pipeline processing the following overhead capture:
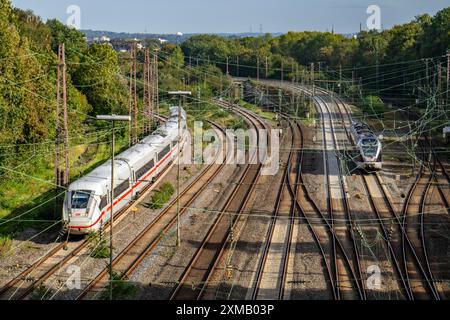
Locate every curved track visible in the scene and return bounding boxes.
[170,100,269,300]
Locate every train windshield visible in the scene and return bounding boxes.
[71,190,92,209]
[362,146,378,157]
[361,138,378,157]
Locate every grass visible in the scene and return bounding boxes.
[239,100,279,126]
[147,182,175,210]
[0,129,129,237]
[31,285,54,300]
[0,235,12,257]
[101,272,138,300]
[87,231,110,259]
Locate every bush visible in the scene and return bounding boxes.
[87,231,110,259]
[148,183,175,209]
[363,96,386,116]
[101,272,138,300]
[0,236,12,257]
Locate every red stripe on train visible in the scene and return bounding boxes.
[69,147,176,229]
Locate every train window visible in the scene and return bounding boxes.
[155,129,168,137]
[71,190,92,209]
[114,179,129,197]
[99,195,108,210]
[136,159,155,179]
[157,145,171,160]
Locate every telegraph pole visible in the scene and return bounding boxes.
[55,43,69,187]
[311,62,315,115]
[281,60,284,82]
[96,115,131,301]
[188,55,192,84]
[236,55,239,78]
[447,50,450,104]
[265,57,268,79]
[266,57,269,95]
[168,90,192,247]
[143,49,152,134]
[226,56,229,75]
[154,48,160,123]
[292,62,295,83]
[128,42,138,145]
[257,56,260,81]
[339,64,342,96]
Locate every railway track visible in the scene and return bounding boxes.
[327,88,444,300]
[250,117,296,300]
[238,78,450,300]
[0,162,174,301]
[242,80,366,299]
[328,92,414,299]
[401,148,441,300]
[170,100,269,300]
[314,94,366,300]
[76,122,230,299]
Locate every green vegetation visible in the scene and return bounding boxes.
[0,235,12,257]
[239,100,278,126]
[31,285,54,300]
[87,231,110,259]
[181,9,449,116]
[0,0,448,236]
[101,272,138,300]
[148,182,175,210]
[363,95,386,116]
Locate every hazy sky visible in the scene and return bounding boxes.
[11,0,449,34]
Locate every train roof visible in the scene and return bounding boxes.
[68,113,183,196]
[169,106,187,120]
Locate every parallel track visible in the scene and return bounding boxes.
[170,101,268,300]
[0,159,173,301]
[250,117,296,300]
[76,122,229,299]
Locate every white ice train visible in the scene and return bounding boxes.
[350,121,382,170]
[63,107,188,235]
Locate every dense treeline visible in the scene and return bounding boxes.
[182,7,449,106]
[0,0,231,225]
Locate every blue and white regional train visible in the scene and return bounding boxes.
[350,121,382,170]
[63,107,188,235]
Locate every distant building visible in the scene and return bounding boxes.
[158,38,168,44]
[93,35,111,44]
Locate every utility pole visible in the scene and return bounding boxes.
[96,115,131,301]
[188,55,192,84]
[447,50,450,104]
[236,55,239,78]
[226,56,229,75]
[281,60,284,82]
[292,61,295,83]
[278,89,282,114]
[128,42,138,145]
[143,49,152,134]
[265,56,268,79]
[154,48,159,123]
[168,91,192,247]
[339,64,342,96]
[311,62,315,115]
[266,57,269,95]
[257,56,260,81]
[55,43,69,187]
[375,38,379,94]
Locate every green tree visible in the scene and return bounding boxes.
[74,44,128,115]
